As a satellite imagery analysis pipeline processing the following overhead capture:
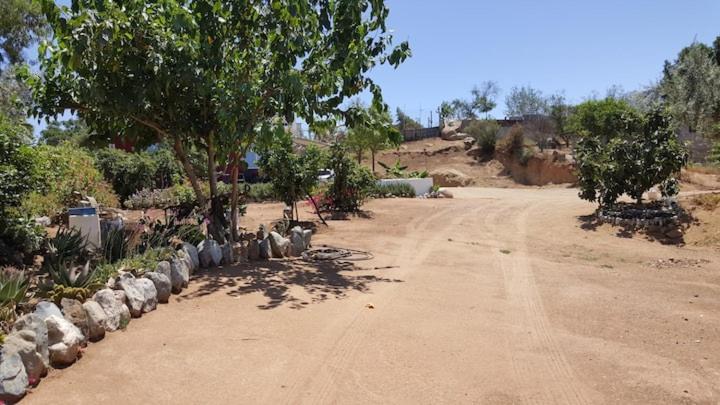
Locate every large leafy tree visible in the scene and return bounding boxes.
[574,107,687,206]
[546,93,574,147]
[395,107,422,131]
[505,85,547,117]
[25,0,410,243]
[569,98,641,144]
[661,41,720,138]
[0,0,46,67]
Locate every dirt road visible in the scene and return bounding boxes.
[26,188,720,404]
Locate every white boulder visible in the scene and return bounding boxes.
[2,330,46,383]
[46,315,84,367]
[82,301,107,341]
[144,272,171,303]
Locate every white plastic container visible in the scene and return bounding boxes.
[68,207,101,250]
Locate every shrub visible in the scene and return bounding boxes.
[575,108,688,206]
[710,143,720,165]
[373,182,416,198]
[327,144,376,212]
[95,147,182,202]
[246,183,277,202]
[0,268,29,308]
[496,124,526,157]
[24,144,118,217]
[465,120,500,154]
[0,115,47,264]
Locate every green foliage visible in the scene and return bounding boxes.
[38,119,91,146]
[547,93,575,147]
[569,98,641,143]
[139,219,205,253]
[661,42,720,138]
[100,227,138,264]
[709,143,720,165]
[444,81,500,120]
[95,147,182,202]
[327,144,376,212]
[0,216,45,266]
[246,183,278,202]
[575,108,688,206]
[258,132,326,212]
[396,108,422,131]
[0,0,46,66]
[23,144,118,217]
[26,0,410,240]
[0,115,44,210]
[372,182,415,198]
[378,160,408,178]
[505,86,547,117]
[45,285,93,305]
[345,102,402,172]
[497,125,526,156]
[0,267,29,308]
[111,247,175,277]
[465,120,500,154]
[43,227,90,284]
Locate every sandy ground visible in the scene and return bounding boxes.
[25,188,720,404]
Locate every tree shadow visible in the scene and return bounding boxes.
[179,259,402,310]
[576,211,698,245]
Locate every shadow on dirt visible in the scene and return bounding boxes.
[577,212,697,245]
[180,259,402,310]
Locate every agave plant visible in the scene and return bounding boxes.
[100,227,139,264]
[46,261,100,289]
[46,227,89,269]
[0,267,29,308]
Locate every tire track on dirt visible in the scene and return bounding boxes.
[488,199,590,405]
[279,203,463,404]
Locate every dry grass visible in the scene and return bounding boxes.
[686,165,720,175]
[693,193,720,211]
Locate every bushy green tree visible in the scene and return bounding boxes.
[327,143,375,212]
[346,104,401,172]
[464,120,500,154]
[0,114,46,264]
[257,131,326,220]
[94,147,182,202]
[575,108,688,206]
[661,42,720,138]
[569,98,641,143]
[0,0,46,67]
[25,0,410,243]
[547,93,574,147]
[505,86,547,117]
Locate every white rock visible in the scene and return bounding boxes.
[182,242,200,270]
[116,273,145,318]
[82,301,107,341]
[0,350,27,402]
[269,231,291,258]
[198,240,222,268]
[302,229,312,250]
[33,301,62,322]
[12,314,49,367]
[156,261,172,279]
[2,330,46,383]
[136,278,158,313]
[92,289,124,332]
[144,272,171,304]
[119,304,131,328]
[290,227,305,256]
[45,315,84,367]
[170,258,189,294]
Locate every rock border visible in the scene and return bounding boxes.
[0,226,314,402]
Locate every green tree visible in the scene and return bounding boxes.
[661,42,720,138]
[569,98,641,144]
[395,108,422,131]
[0,0,46,67]
[547,93,574,147]
[470,81,500,117]
[505,85,547,117]
[25,0,410,243]
[257,131,325,221]
[39,118,91,146]
[464,120,500,155]
[327,143,375,212]
[575,108,687,206]
[347,104,401,173]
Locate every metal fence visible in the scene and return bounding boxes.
[401,126,440,142]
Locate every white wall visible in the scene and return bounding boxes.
[378,178,434,196]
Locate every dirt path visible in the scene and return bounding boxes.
[25,188,720,404]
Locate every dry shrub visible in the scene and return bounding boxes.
[693,193,720,211]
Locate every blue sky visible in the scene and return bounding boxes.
[30,0,720,132]
[370,0,720,124]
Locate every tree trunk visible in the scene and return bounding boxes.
[206,132,226,244]
[371,150,376,173]
[357,150,362,164]
[172,136,206,207]
[229,153,240,243]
